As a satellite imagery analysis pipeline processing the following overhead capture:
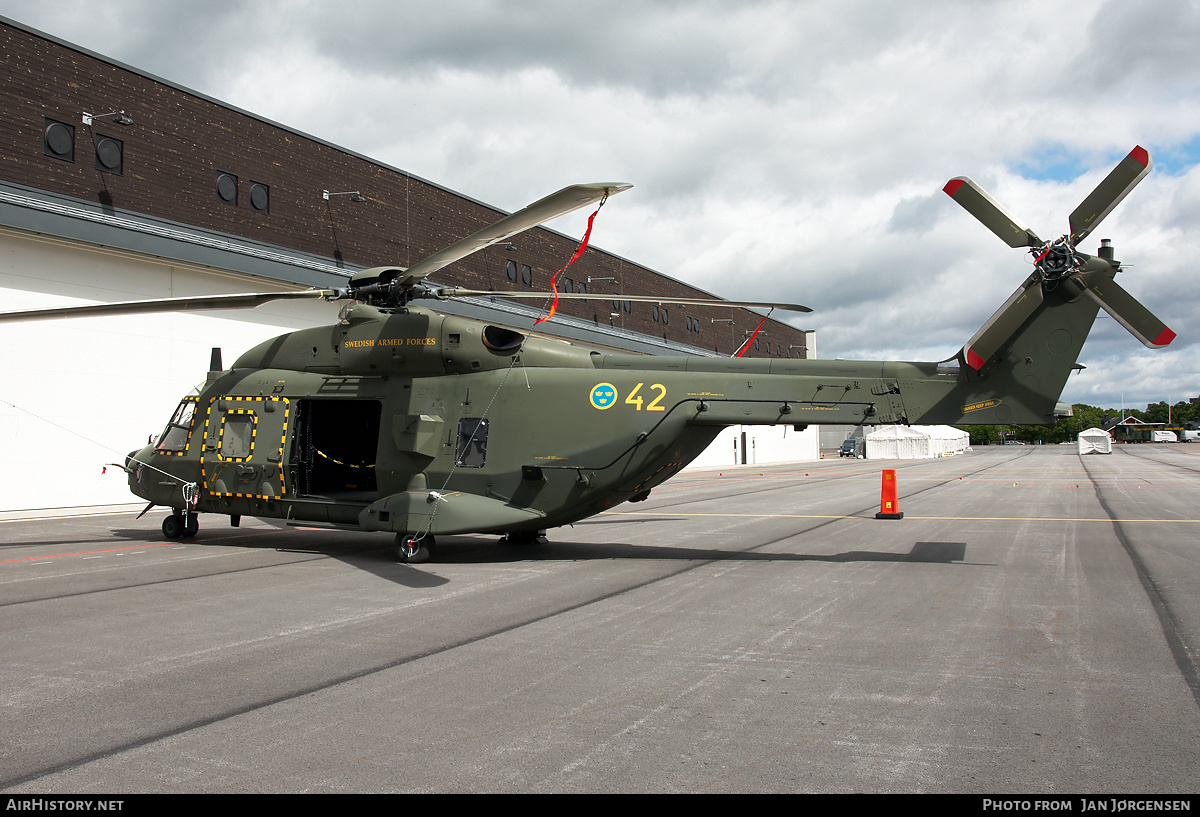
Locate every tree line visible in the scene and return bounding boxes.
[955,400,1199,445]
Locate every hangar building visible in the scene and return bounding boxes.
[0,17,817,514]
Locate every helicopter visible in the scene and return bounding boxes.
[0,147,1173,563]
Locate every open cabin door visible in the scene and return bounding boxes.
[288,399,382,501]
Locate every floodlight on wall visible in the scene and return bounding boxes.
[587,276,618,284]
[81,110,133,126]
[711,318,734,324]
[322,190,366,202]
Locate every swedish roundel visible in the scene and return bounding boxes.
[589,383,617,410]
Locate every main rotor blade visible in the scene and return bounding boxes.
[960,275,1044,370]
[1076,268,1174,349]
[396,183,632,288]
[944,176,1042,248]
[1068,146,1152,247]
[0,289,338,323]
[435,288,812,313]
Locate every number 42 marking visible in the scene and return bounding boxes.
[625,383,666,411]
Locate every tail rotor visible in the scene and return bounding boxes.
[945,145,1173,370]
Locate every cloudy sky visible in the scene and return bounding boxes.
[3,0,1198,411]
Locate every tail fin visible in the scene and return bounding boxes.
[945,259,1105,425]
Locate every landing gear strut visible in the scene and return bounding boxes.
[396,533,435,564]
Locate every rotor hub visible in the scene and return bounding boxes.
[1033,237,1080,288]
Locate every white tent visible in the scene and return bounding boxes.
[1078,427,1112,455]
[865,425,969,459]
[925,425,971,457]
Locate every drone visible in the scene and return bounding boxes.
[0,148,1172,562]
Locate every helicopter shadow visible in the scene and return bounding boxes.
[95,524,453,590]
[417,537,973,566]
[87,524,972,590]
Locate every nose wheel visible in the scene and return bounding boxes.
[396,533,435,564]
[162,512,199,540]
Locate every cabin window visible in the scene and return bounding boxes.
[220,414,256,460]
[156,398,198,453]
[456,418,489,468]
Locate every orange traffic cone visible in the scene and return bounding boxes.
[875,469,904,519]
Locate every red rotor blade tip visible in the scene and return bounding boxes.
[943,179,965,196]
[966,348,986,370]
[1153,327,1176,347]
[1130,146,1150,167]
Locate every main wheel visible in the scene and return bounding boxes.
[182,515,199,538]
[396,533,436,564]
[162,514,185,540]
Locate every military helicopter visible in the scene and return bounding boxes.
[0,147,1173,563]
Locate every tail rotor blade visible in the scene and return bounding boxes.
[1076,268,1174,348]
[961,275,1044,369]
[944,177,1042,248]
[1068,146,1152,246]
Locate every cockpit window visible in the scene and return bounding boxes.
[157,398,198,453]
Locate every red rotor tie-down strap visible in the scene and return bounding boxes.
[534,198,605,326]
[736,313,770,358]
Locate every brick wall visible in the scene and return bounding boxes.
[0,20,808,359]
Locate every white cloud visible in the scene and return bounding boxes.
[2,0,1198,409]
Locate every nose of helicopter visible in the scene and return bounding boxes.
[125,446,153,499]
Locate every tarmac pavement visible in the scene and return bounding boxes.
[1,445,1198,793]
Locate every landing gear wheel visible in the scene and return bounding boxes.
[182,515,199,538]
[162,514,185,540]
[396,533,436,564]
